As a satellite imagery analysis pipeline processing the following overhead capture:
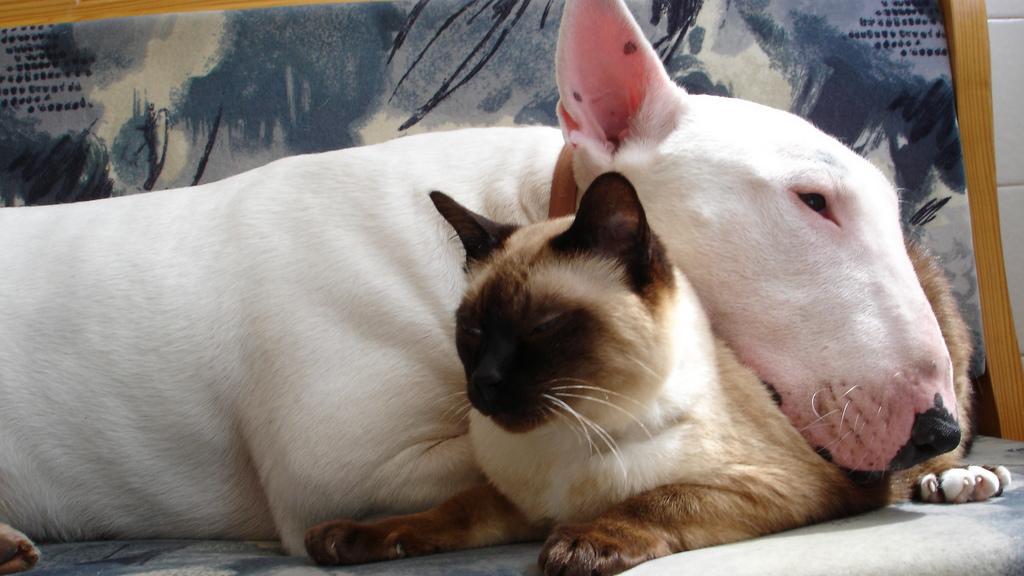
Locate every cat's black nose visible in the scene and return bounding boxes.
[889,396,960,471]
[468,368,502,415]
[465,332,518,416]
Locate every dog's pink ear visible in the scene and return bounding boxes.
[556,0,684,162]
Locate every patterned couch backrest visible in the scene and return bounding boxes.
[0,0,983,373]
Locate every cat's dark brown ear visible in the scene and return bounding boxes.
[430,191,517,265]
[551,172,670,294]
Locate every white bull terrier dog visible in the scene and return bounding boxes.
[0,0,1009,571]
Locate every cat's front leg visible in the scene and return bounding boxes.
[540,519,672,576]
[305,483,542,566]
[0,524,38,575]
[539,483,749,576]
[538,474,881,576]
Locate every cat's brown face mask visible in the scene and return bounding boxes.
[454,279,605,433]
[432,173,677,434]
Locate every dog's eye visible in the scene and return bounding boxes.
[799,193,827,214]
[461,323,483,337]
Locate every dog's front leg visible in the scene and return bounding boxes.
[0,524,38,575]
[902,452,1012,504]
[304,483,543,566]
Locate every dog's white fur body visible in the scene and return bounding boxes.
[0,128,563,550]
[0,0,963,559]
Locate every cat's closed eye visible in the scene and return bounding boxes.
[532,319,559,334]
[530,314,564,335]
[526,311,576,339]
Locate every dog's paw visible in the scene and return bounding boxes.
[539,521,670,576]
[917,465,1011,504]
[0,524,39,575]
[304,518,437,566]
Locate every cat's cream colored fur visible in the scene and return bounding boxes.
[465,226,719,524]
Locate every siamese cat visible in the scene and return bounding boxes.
[307,172,1004,575]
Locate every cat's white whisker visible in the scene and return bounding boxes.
[441,395,468,412]
[623,354,663,380]
[452,404,474,427]
[548,381,647,411]
[438,389,469,401]
[546,394,626,476]
[438,388,470,416]
[552,392,652,440]
[541,396,587,448]
[441,396,474,426]
[545,394,599,456]
[567,405,627,479]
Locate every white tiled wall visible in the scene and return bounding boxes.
[988,0,1024,367]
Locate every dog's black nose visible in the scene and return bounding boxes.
[889,396,960,471]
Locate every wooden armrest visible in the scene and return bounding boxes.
[0,0,351,27]
[940,0,1024,440]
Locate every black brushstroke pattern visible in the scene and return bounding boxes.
[888,79,961,174]
[909,196,951,227]
[388,0,431,65]
[396,0,534,131]
[139,103,169,191]
[391,0,703,129]
[540,0,557,28]
[3,122,114,206]
[390,0,483,103]
[192,105,224,187]
[650,0,704,65]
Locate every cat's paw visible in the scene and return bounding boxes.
[304,518,436,566]
[0,524,39,575]
[916,465,1011,504]
[539,521,671,576]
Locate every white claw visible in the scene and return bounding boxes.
[939,468,975,504]
[993,465,1012,491]
[966,466,1000,501]
[919,473,941,503]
